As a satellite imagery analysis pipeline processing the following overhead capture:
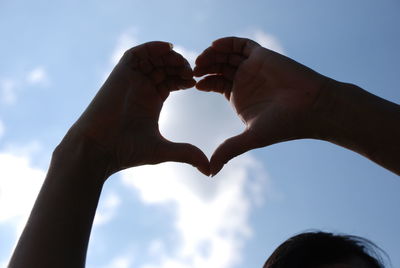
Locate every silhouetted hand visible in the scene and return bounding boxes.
[64,41,209,176]
[194,37,328,176]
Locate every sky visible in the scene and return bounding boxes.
[0,0,399,267]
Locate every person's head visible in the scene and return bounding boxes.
[263,232,386,268]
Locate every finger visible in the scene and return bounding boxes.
[195,47,226,67]
[138,59,154,74]
[156,140,210,176]
[168,77,196,90]
[149,56,165,67]
[195,49,246,72]
[242,39,260,57]
[128,41,173,60]
[162,51,188,67]
[211,37,247,54]
[145,41,174,57]
[165,65,193,79]
[228,54,246,66]
[150,68,166,84]
[196,75,232,99]
[210,130,258,176]
[193,63,236,80]
[150,65,193,84]
[212,37,260,57]
[123,41,173,70]
[157,77,196,96]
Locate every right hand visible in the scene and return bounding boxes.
[194,37,330,176]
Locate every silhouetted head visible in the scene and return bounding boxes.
[263,232,386,268]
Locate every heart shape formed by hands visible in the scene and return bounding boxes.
[69,37,327,178]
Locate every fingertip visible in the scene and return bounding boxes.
[184,78,196,88]
[194,55,202,66]
[194,78,207,91]
[192,148,211,176]
[193,66,199,75]
[210,161,224,177]
[193,66,203,77]
[211,37,225,47]
[180,67,194,80]
[211,36,234,51]
[209,151,224,176]
[181,143,210,175]
[197,165,211,177]
[146,41,174,56]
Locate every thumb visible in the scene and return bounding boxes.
[210,130,258,176]
[156,139,210,176]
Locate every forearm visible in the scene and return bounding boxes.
[313,79,400,175]
[9,134,111,268]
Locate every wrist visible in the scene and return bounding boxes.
[53,130,113,183]
[309,78,352,142]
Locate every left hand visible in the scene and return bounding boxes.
[62,41,210,177]
[194,37,327,175]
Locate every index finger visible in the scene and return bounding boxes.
[211,37,260,57]
[128,41,173,60]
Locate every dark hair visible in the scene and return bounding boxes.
[263,232,387,268]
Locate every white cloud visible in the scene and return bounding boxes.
[94,192,121,226]
[0,150,46,264]
[111,30,140,65]
[0,120,46,265]
[0,66,50,105]
[0,153,45,223]
[0,260,8,268]
[174,45,198,67]
[100,29,140,85]
[100,255,133,268]
[249,29,285,55]
[2,141,42,158]
[122,156,266,268]
[0,119,5,140]
[26,66,49,86]
[0,79,17,104]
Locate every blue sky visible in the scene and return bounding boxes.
[0,0,399,267]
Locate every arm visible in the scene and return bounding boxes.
[9,41,209,268]
[313,80,400,175]
[8,135,109,267]
[194,36,400,176]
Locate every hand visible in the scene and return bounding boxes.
[194,37,329,176]
[63,41,210,177]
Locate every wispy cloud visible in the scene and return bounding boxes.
[248,29,285,55]
[0,66,50,105]
[0,119,5,140]
[99,29,140,85]
[0,79,17,104]
[0,152,45,223]
[174,45,197,67]
[100,255,133,268]
[122,156,267,268]
[26,66,49,86]
[94,192,121,226]
[0,149,46,263]
[111,29,140,65]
